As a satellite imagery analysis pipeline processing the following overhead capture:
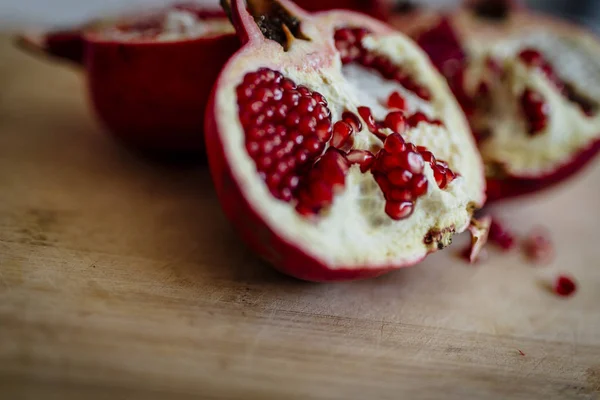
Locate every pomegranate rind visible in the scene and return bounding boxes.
[16,7,238,153]
[466,215,491,263]
[205,0,485,281]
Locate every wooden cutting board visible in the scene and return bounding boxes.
[1,34,599,399]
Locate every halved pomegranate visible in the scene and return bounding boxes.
[205,0,485,281]
[17,3,239,153]
[392,1,600,202]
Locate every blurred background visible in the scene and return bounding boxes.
[0,0,599,31]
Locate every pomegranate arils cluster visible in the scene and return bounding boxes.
[335,27,431,100]
[520,88,549,135]
[295,148,349,216]
[372,134,456,220]
[237,68,332,202]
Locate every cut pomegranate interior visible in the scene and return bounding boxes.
[17,3,239,153]
[205,0,485,281]
[394,2,600,202]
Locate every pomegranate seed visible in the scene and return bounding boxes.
[256,155,273,171]
[488,218,516,251]
[331,121,353,148]
[282,90,300,106]
[384,111,407,134]
[388,189,413,202]
[521,89,549,135]
[383,133,405,154]
[297,85,311,96]
[334,28,355,43]
[518,48,543,67]
[312,92,327,105]
[433,167,447,189]
[522,228,554,264]
[387,91,406,110]
[313,104,330,121]
[419,150,435,163]
[297,96,317,114]
[298,116,317,135]
[346,150,374,172]
[388,169,413,186]
[303,136,323,155]
[381,154,402,170]
[410,175,428,196]
[246,141,260,156]
[553,275,577,297]
[310,181,334,205]
[296,150,309,164]
[266,173,282,189]
[407,112,430,128]
[314,121,333,142]
[357,106,377,132]
[385,201,414,220]
[374,174,392,194]
[342,111,362,132]
[398,151,424,174]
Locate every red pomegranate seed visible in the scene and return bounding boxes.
[407,112,430,128]
[387,91,406,110]
[384,111,407,134]
[433,167,447,189]
[312,92,327,105]
[388,169,413,186]
[385,201,414,220]
[522,228,554,264]
[521,89,549,135]
[342,111,362,132]
[383,133,406,154]
[294,148,349,216]
[357,106,377,132]
[398,151,424,174]
[488,218,516,251]
[298,116,317,135]
[553,275,577,297]
[518,48,543,67]
[315,121,333,141]
[388,189,413,202]
[313,104,330,121]
[346,150,374,172]
[297,96,317,114]
[410,175,428,196]
[331,121,353,148]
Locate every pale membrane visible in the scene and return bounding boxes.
[215,19,484,269]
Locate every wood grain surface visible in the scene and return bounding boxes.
[0,35,599,399]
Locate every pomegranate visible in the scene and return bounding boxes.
[17,3,239,153]
[205,0,485,281]
[391,0,600,202]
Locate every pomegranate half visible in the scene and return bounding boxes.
[205,0,485,281]
[391,1,600,202]
[18,3,238,153]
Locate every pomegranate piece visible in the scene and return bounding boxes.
[17,5,238,153]
[464,216,492,263]
[205,0,485,281]
[553,275,577,297]
[522,228,554,264]
[404,9,600,203]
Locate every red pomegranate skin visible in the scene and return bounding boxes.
[85,34,239,152]
[486,139,600,202]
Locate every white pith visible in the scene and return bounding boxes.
[214,16,484,269]
[464,31,600,177]
[104,10,234,42]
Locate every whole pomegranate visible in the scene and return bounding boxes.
[205,0,486,281]
[390,0,600,202]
